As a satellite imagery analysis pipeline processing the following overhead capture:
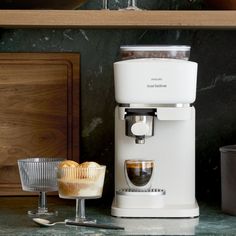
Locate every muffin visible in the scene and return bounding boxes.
[58,160,79,167]
[57,161,106,198]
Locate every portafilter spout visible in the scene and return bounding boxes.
[135,135,145,144]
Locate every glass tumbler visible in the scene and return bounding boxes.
[220,145,236,215]
[124,160,155,190]
[18,157,64,217]
[126,0,140,10]
[102,0,109,9]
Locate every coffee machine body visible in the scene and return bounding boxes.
[111,58,199,218]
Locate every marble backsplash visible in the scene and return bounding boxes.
[0,0,235,205]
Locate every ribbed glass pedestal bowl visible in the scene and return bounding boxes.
[18,157,64,217]
[57,165,106,223]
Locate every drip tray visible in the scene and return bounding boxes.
[115,188,166,209]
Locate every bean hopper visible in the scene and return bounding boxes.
[111,45,199,217]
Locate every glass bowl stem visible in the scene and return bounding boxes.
[76,198,86,221]
[38,191,47,213]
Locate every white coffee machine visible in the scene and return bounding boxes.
[111,57,199,218]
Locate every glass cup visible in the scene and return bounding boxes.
[124,160,155,190]
[18,157,64,217]
[102,0,109,9]
[126,0,140,10]
[57,165,106,223]
[118,0,141,10]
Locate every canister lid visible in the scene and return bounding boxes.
[120,45,191,52]
[220,145,236,153]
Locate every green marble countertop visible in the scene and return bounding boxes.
[0,197,235,235]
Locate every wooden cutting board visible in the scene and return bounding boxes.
[0,53,80,195]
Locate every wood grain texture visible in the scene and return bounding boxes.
[0,53,80,195]
[0,10,235,29]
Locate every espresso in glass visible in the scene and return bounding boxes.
[125,160,154,189]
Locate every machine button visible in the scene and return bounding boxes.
[131,122,149,136]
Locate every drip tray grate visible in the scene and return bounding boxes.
[116,188,166,196]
